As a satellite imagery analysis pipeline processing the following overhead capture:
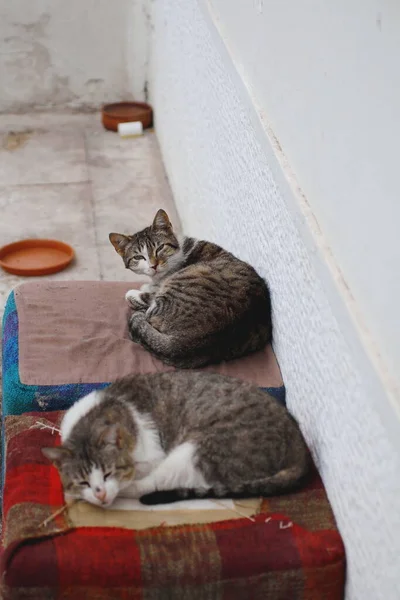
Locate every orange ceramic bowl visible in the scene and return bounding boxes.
[0,239,74,276]
[102,102,153,132]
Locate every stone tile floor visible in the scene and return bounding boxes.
[0,111,179,416]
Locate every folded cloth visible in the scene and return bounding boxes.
[2,281,285,416]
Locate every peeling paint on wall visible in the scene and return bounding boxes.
[0,0,133,112]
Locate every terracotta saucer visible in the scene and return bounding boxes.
[0,239,74,276]
[102,102,153,132]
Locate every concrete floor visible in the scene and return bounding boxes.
[0,112,179,313]
[0,111,179,396]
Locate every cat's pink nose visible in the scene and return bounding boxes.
[95,488,107,503]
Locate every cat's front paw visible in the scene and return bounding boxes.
[140,283,153,293]
[125,289,145,303]
[125,289,148,311]
[128,311,146,342]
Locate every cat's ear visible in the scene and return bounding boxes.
[98,425,133,450]
[109,233,130,256]
[98,425,122,448]
[152,209,172,232]
[42,446,71,467]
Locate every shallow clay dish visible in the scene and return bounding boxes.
[102,102,153,132]
[0,239,74,276]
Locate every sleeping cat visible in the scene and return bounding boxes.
[42,372,310,508]
[109,209,272,368]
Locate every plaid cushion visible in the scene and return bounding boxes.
[1,411,345,599]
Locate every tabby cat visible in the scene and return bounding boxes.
[42,372,309,508]
[109,209,272,368]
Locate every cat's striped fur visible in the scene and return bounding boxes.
[42,372,310,507]
[109,209,272,368]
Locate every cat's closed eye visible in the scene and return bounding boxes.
[104,472,112,480]
[79,480,90,487]
[133,254,144,261]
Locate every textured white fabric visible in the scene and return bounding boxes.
[150,1,400,598]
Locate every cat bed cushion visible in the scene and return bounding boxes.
[1,410,345,599]
[2,281,285,416]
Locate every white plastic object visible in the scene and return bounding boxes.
[118,121,143,137]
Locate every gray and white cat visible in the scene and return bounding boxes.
[109,209,272,368]
[42,372,309,508]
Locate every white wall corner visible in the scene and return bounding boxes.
[0,0,133,112]
[125,0,153,102]
[150,1,400,598]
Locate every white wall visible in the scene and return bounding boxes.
[208,0,400,398]
[125,0,152,102]
[149,1,400,598]
[0,0,134,112]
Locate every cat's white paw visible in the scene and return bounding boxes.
[125,289,146,305]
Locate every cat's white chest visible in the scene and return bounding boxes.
[130,408,166,479]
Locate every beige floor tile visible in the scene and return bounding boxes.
[0,130,88,186]
[86,130,172,183]
[93,179,175,239]
[87,129,180,248]
[0,112,99,133]
[85,128,162,169]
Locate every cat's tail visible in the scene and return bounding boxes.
[228,463,310,497]
[140,463,310,506]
